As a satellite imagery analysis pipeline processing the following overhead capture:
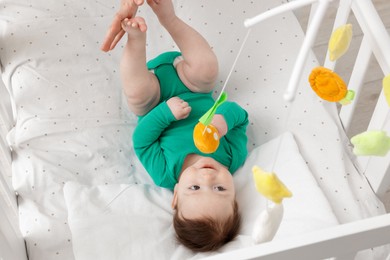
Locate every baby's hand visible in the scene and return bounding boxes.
[121,16,147,36]
[211,114,228,137]
[167,97,191,120]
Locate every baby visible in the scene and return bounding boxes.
[120,0,248,252]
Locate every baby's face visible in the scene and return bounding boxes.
[172,157,235,220]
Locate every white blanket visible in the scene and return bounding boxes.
[64,132,338,259]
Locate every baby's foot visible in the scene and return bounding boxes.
[147,0,176,26]
[121,16,147,41]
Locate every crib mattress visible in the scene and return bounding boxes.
[0,0,386,259]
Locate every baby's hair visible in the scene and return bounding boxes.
[173,200,241,252]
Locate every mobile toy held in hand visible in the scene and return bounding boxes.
[193,92,227,154]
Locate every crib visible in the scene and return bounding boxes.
[1,0,390,259]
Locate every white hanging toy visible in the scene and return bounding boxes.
[251,166,292,244]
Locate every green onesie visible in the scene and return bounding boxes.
[133,52,248,190]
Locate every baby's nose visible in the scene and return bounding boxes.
[201,170,217,180]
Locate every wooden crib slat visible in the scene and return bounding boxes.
[339,36,372,132]
[0,137,12,188]
[0,75,25,260]
[347,0,390,197]
[0,231,27,260]
[0,209,27,260]
[358,92,390,197]
[323,0,353,71]
[0,78,13,190]
[352,0,390,74]
[0,172,26,260]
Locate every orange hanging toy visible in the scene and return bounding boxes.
[193,92,227,154]
[309,66,354,104]
[193,122,220,154]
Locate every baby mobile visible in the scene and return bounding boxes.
[245,0,390,157]
[193,0,390,245]
[306,12,390,157]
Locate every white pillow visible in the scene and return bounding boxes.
[63,132,338,260]
[234,132,339,239]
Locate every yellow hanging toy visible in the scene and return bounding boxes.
[252,166,292,204]
[251,165,292,244]
[328,24,353,61]
[383,74,390,107]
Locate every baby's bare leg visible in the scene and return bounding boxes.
[147,0,218,93]
[120,17,160,116]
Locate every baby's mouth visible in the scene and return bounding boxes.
[197,157,218,167]
[198,160,216,170]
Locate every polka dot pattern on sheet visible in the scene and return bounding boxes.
[1,1,144,259]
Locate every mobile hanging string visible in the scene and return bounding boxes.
[200,28,252,131]
[193,29,252,154]
[214,27,295,173]
[217,28,252,100]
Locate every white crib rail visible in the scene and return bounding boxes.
[337,0,390,198]
[204,213,390,260]
[0,183,27,260]
[0,77,27,260]
[0,78,13,191]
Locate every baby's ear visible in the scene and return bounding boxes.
[171,185,178,209]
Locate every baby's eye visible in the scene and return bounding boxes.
[214,186,226,191]
[189,185,200,190]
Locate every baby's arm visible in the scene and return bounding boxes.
[215,102,248,136]
[211,115,228,137]
[133,96,190,151]
[133,100,176,186]
[133,96,190,186]
[133,102,175,153]
[215,102,249,172]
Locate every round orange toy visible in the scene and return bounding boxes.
[309,66,347,102]
[193,122,220,154]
